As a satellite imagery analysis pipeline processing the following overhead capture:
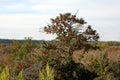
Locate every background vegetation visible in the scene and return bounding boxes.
[0,39,120,80]
[0,13,120,80]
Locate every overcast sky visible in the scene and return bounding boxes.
[0,0,120,41]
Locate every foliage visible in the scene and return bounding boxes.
[7,37,39,79]
[41,12,100,80]
[85,50,120,80]
[106,59,120,80]
[44,12,99,54]
[58,59,97,80]
[0,66,9,80]
[0,66,25,80]
[37,41,97,80]
[97,42,109,48]
[39,63,54,80]
[97,41,120,47]
[0,12,120,80]
[10,37,35,61]
[107,41,120,46]
[0,40,120,80]
[16,70,25,80]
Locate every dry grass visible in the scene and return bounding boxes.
[0,44,120,68]
[73,46,120,64]
[0,53,10,67]
[0,45,10,67]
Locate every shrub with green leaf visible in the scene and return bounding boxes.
[0,66,9,80]
[85,50,120,80]
[16,70,24,80]
[39,63,54,80]
[0,66,25,80]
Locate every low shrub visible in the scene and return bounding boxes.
[0,66,25,80]
[39,63,54,80]
[85,50,120,80]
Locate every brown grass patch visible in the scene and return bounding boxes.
[73,46,120,64]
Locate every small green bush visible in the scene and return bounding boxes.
[16,70,24,80]
[85,50,120,80]
[39,63,54,80]
[0,66,9,80]
[0,66,25,80]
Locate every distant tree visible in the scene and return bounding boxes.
[43,12,99,55]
